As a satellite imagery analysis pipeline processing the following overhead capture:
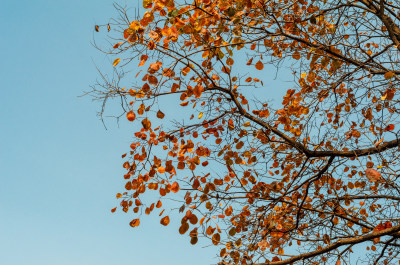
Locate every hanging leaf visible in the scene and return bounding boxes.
[171,182,180,193]
[130,219,140,227]
[113,42,123,49]
[255,60,264,70]
[126,111,136,121]
[365,168,382,182]
[113,58,121,67]
[138,55,148,67]
[160,216,170,226]
[385,124,395,131]
[157,110,165,119]
[384,71,395,79]
[141,118,151,129]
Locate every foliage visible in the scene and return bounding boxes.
[94,0,400,264]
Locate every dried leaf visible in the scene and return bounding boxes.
[255,60,264,70]
[113,58,121,67]
[160,216,170,226]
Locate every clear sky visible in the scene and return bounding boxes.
[0,1,288,265]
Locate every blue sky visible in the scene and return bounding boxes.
[0,1,291,265]
[0,1,220,264]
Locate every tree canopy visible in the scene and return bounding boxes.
[93,0,400,264]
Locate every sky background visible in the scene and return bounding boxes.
[0,1,287,265]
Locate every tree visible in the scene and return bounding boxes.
[93,0,400,264]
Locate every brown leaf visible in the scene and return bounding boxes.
[365,168,382,182]
[113,42,123,49]
[171,181,180,193]
[138,55,148,67]
[160,216,170,226]
[157,110,165,119]
[255,60,264,70]
[384,71,395,79]
[126,111,136,121]
[129,219,140,227]
[141,118,151,130]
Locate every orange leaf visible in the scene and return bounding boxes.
[141,118,151,130]
[385,124,395,131]
[129,219,140,227]
[292,50,301,60]
[138,55,148,67]
[113,42,123,49]
[255,60,264,70]
[126,111,136,121]
[212,233,220,245]
[222,66,230,74]
[158,166,166,173]
[160,216,170,226]
[111,207,117,213]
[384,71,395,79]
[113,58,121,67]
[365,168,382,182]
[171,181,180,193]
[157,110,165,119]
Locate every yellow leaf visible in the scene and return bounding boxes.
[301,73,307,78]
[113,58,121,67]
[198,112,203,119]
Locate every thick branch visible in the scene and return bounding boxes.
[259,224,400,265]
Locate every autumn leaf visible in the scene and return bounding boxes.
[113,42,123,49]
[141,118,151,130]
[143,0,153,8]
[160,216,170,226]
[292,50,301,60]
[113,58,121,67]
[94,25,99,32]
[171,182,180,193]
[384,71,395,79]
[129,219,140,227]
[212,233,220,245]
[138,55,148,67]
[255,60,264,70]
[385,124,395,131]
[126,111,136,121]
[158,166,165,173]
[365,168,382,182]
[156,110,165,119]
